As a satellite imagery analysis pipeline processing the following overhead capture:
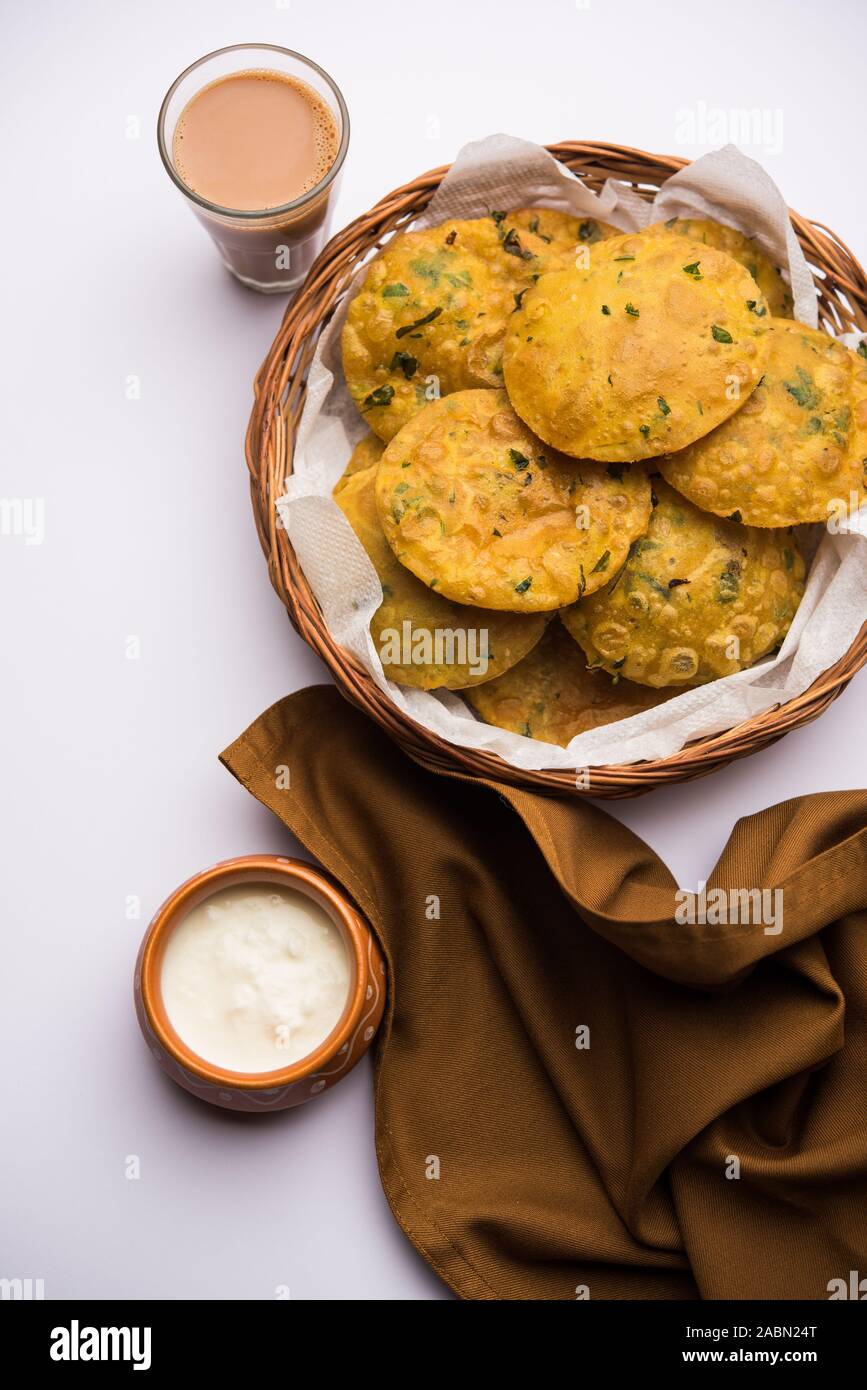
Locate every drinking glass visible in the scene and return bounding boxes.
[158,44,350,293]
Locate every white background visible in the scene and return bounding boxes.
[2,0,865,1302]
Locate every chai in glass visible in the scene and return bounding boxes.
[159,47,349,292]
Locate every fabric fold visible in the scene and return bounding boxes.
[221,687,867,1301]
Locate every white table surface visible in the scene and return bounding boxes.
[2,0,866,1301]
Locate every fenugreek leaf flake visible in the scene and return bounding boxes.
[711,324,733,343]
[606,561,628,596]
[528,215,551,243]
[503,228,533,260]
[395,306,442,339]
[784,366,819,409]
[390,350,418,379]
[717,560,741,604]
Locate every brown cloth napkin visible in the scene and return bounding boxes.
[221,686,867,1301]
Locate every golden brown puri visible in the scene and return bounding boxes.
[466,619,673,745]
[335,465,548,689]
[660,320,867,526]
[561,479,805,687]
[375,388,652,613]
[341,209,621,442]
[503,231,772,462]
[332,432,384,494]
[649,215,794,318]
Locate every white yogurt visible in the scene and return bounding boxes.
[160,884,351,1073]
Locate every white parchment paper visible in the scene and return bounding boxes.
[277,134,867,770]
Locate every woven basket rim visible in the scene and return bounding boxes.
[245,140,867,798]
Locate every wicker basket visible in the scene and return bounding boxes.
[245,141,867,798]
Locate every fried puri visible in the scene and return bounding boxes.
[560,480,805,686]
[503,231,772,462]
[660,320,867,526]
[335,464,547,689]
[375,389,652,613]
[341,209,620,442]
[333,432,384,494]
[650,216,794,319]
[466,619,672,745]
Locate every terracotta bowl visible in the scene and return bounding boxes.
[134,854,386,1112]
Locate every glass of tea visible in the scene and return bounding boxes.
[158,44,350,293]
